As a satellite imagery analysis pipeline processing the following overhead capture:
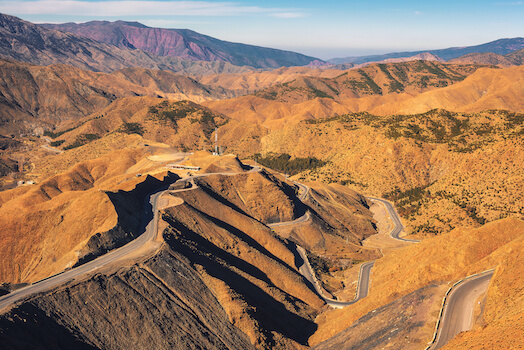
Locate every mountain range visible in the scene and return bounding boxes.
[42,20,320,69]
[329,37,524,65]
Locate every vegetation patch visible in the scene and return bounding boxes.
[345,70,383,95]
[118,122,144,136]
[148,100,228,138]
[377,64,404,93]
[384,184,431,217]
[306,251,334,276]
[44,115,104,139]
[253,153,327,176]
[64,133,100,150]
[44,127,76,139]
[50,140,65,147]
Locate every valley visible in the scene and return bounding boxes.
[0,11,522,350]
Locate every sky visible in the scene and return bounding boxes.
[1,0,523,59]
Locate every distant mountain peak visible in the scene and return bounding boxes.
[329,37,524,65]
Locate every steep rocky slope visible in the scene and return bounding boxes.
[26,95,522,240]
[0,146,382,349]
[203,62,503,128]
[372,65,524,115]
[0,248,254,350]
[43,20,320,69]
[0,147,178,283]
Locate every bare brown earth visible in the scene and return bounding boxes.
[0,13,255,77]
[42,20,318,69]
[310,218,524,346]
[312,284,449,350]
[195,171,300,223]
[269,180,380,297]
[448,48,524,67]
[17,94,520,242]
[0,146,180,284]
[162,184,323,349]
[0,54,522,350]
[198,66,346,94]
[39,98,262,159]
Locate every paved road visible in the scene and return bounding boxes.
[268,181,376,308]
[366,196,419,242]
[0,185,170,311]
[41,136,64,154]
[431,271,494,349]
[296,243,374,309]
[41,144,63,154]
[0,165,262,311]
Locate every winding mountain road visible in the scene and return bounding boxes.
[366,196,419,242]
[0,165,263,311]
[267,183,396,308]
[0,163,494,350]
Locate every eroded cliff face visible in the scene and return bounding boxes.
[0,248,254,350]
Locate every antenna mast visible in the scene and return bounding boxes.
[214,127,218,155]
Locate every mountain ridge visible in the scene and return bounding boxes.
[42,19,321,69]
[0,13,255,75]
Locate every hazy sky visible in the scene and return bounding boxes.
[1,0,523,59]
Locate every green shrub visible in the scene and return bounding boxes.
[119,122,144,135]
[50,140,65,147]
[253,153,327,175]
